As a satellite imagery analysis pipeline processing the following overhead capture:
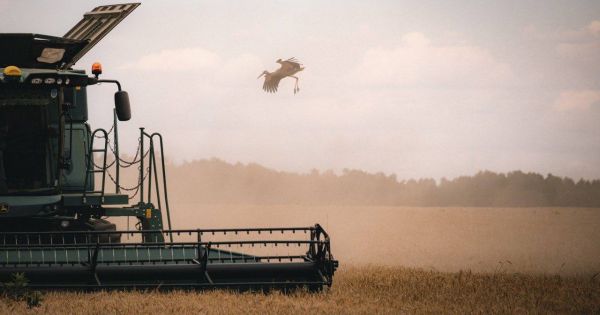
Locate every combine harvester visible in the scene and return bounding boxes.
[0,3,337,290]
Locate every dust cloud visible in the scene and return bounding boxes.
[107,159,600,276]
[116,203,600,276]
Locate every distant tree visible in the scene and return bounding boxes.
[157,158,600,207]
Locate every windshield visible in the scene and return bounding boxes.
[0,88,60,195]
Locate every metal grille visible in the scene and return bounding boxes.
[62,3,141,68]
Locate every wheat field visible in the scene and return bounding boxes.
[1,266,599,314]
[2,206,599,314]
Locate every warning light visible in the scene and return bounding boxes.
[92,62,102,78]
[3,66,22,77]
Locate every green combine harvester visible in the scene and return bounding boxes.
[0,3,337,290]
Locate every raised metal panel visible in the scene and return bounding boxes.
[62,3,140,68]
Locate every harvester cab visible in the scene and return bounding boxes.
[0,3,337,290]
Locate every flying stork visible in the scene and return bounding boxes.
[258,58,304,94]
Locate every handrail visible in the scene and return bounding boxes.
[138,128,173,240]
[0,226,316,236]
[82,128,109,203]
[0,240,327,249]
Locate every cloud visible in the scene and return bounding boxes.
[121,47,222,72]
[119,47,263,88]
[351,32,513,88]
[554,90,600,111]
[526,20,600,61]
[554,20,600,60]
[568,20,600,57]
[587,20,600,37]
[525,20,600,41]
[218,53,264,86]
[555,41,600,60]
[523,25,582,41]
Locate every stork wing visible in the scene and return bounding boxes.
[263,74,283,93]
[286,57,301,64]
[281,57,302,71]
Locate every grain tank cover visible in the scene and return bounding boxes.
[63,3,140,68]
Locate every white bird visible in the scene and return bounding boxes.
[258,57,305,94]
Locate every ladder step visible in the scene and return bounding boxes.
[91,149,106,152]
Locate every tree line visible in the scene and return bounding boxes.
[162,158,600,207]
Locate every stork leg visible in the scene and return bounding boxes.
[289,76,300,94]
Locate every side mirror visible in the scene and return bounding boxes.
[114,91,131,121]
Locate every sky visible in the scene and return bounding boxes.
[1,0,600,180]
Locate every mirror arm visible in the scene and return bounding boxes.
[87,77,131,121]
[87,78,122,91]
